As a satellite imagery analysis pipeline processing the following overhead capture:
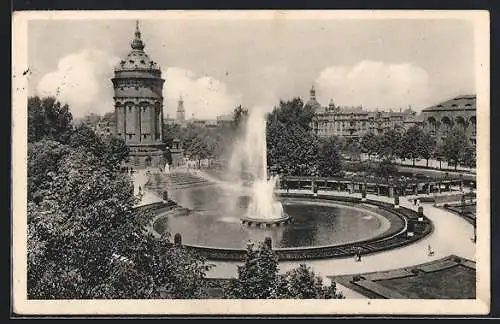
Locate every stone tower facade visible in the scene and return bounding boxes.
[176,95,186,123]
[112,21,166,168]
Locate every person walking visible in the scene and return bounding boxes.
[427,244,434,256]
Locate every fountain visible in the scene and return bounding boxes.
[228,107,291,227]
[150,105,424,258]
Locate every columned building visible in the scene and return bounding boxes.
[112,21,166,168]
[420,95,476,146]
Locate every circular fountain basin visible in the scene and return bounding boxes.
[148,181,432,261]
[153,185,403,249]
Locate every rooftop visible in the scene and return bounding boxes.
[114,21,161,74]
[422,95,476,112]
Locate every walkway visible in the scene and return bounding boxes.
[131,169,163,207]
[204,189,476,298]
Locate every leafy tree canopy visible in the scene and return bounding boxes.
[225,240,344,299]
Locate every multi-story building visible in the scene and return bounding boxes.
[308,85,416,140]
[420,94,476,146]
[111,21,166,168]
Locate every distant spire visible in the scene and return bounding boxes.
[310,85,316,100]
[131,20,145,51]
[176,94,185,121]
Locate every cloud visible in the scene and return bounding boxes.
[315,61,430,110]
[37,50,241,120]
[37,49,120,119]
[164,67,242,119]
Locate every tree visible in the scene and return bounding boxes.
[374,158,398,178]
[69,123,129,172]
[225,241,279,299]
[27,140,70,202]
[377,129,403,161]
[27,102,211,299]
[225,240,344,299]
[27,147,211,299]
[360,131,380,160]
[232,105,249,131]
[419,132,437,167]
[442,127,471,170]
[434,141,445,169]
[28,96,73,143]
[277,264,344,299]
[343,138,362,161]
[69,123,105,157]
[266,98,321,176]
[267,119,319,176]
[402,126,425,166]
[463,147,476,169]
[317,137,343,177]
[268,97,315,132]
[101,135,130,171]
[163,122,182,148]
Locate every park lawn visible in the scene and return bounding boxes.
[377,265,475,299]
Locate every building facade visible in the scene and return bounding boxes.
[112,21,166,168]
[420,94,476,146]
[309,86,416,140]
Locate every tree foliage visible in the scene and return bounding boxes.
[266,98,322,176]
[27,97,211,299]
[232,105,249,131]
[377,129,404,160]
[360,131,380,159]
[28,96,73,143]
[442,127,472,170]
[317,137,343,177]
[225,241,344,299]
[268,97,315,132]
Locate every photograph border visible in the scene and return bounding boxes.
[12,9,491,316]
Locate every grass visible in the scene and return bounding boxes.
[377,265,475,299]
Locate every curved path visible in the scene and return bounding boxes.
[132,171,475,298]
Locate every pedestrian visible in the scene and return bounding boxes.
[428,244,434,256]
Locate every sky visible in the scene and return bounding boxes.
[27,16,476,119]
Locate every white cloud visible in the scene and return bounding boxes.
[315,61,430,110]
[37,50,241,120]
[37,49,120,119]
[164,67,242,119]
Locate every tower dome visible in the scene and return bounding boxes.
[305,85,323,113]
[114,21,161,77]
